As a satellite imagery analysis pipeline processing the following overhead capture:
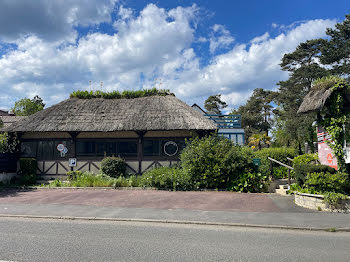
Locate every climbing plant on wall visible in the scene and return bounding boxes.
[318,76,350,172]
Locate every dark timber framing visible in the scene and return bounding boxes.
[19,130,197,175]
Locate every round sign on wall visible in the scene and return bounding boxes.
[164,141,178,156]
[57,143,65,152]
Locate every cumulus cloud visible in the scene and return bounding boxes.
[165,19,336,107]
[0,4,198,107]
[209,24,235,54]
[0,0,117,42]
[0,1,337,111]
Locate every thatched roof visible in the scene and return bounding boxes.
[3,95,217,132]
[0,116,26,128]
[298,77,350,114]
[297,88,333,114]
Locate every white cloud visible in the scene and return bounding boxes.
[164,19,336,107]
[0,1,337,111]
[251,32,270,44]
[0,4,198,107]
[209,24,235,54]
[0,0,117,42]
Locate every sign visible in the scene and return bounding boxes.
[253,158,261,167]
[57,143,65,152]
[317,126,338,170]
[164,141,178,156]
[69,158,77,167]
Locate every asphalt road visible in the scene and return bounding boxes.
[0,218,349,262]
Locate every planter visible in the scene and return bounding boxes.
[295,192,350,213]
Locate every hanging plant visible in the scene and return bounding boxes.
[317,76,350,172]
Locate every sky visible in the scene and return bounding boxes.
[0,0,349,111]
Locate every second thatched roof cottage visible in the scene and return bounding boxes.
[4,90,217,178]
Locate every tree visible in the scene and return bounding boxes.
[12,95,45,116]
[248,133,271,150]
[320,14,350,76]
[274,39,329,151]
[233,88,274,142]
[204,94,227,114]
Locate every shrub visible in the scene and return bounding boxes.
[323,192,348,209]
[19,158,37,185]
[229,172,268,193]
[66,170,83,181]
[293,153,319,166]
[304,172,350,194]
[294,164,336,186]
[254,147,297,177]
[180,136,255,189]
[141,167,193,191]
[67,172,115,187]
[100,157,126,178]
[51,179,62,187]
[127,175,142,187]
[60,171,141,188]
[0,132,19,153]
[272,166,288,179]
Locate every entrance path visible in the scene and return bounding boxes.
[1,189,349,230]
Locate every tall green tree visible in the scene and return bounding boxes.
[204,94,227,114]
[234,88,274,142]
[274,39,329,151]
[320,14,350,76]
[12,95,45,116]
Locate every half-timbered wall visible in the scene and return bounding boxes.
[19,130,191,177]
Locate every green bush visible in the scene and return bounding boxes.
[100,157,126,178]
[293,153,318,165]
[180,136,255,189]
[323,192,348,208]
[66,170,83,181]
[67,172,116,187]
[19,158,37,185]
[304,172,350,194]
[272,166,288,179]
[294,164,336,186]
[229,172,268,193]
[254,147,297,177]
[141,167,193,191]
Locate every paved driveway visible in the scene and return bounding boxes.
[0,189,308,213]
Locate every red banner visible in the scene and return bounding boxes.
[317,126,338,170]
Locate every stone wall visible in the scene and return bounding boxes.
[295,192,350,213]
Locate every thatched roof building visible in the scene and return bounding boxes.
[297,88,334,114]
[4,94,217,176]
[4,95,216,132]
[297,78,350,114]
[0,116,26,128]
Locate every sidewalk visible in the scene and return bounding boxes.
[0,188,349,230]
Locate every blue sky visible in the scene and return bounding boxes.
[0,0,349,111]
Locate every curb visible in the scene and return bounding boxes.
[0,214,349,232]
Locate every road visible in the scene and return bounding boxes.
[0,217,349,262]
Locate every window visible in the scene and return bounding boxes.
[143,140,160,156]
[77,141,96,156]
[117,141,137,156]
[21,141,37,158]
[237,134,244,145]
[143,139,186,157]
[76,140,137,157]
